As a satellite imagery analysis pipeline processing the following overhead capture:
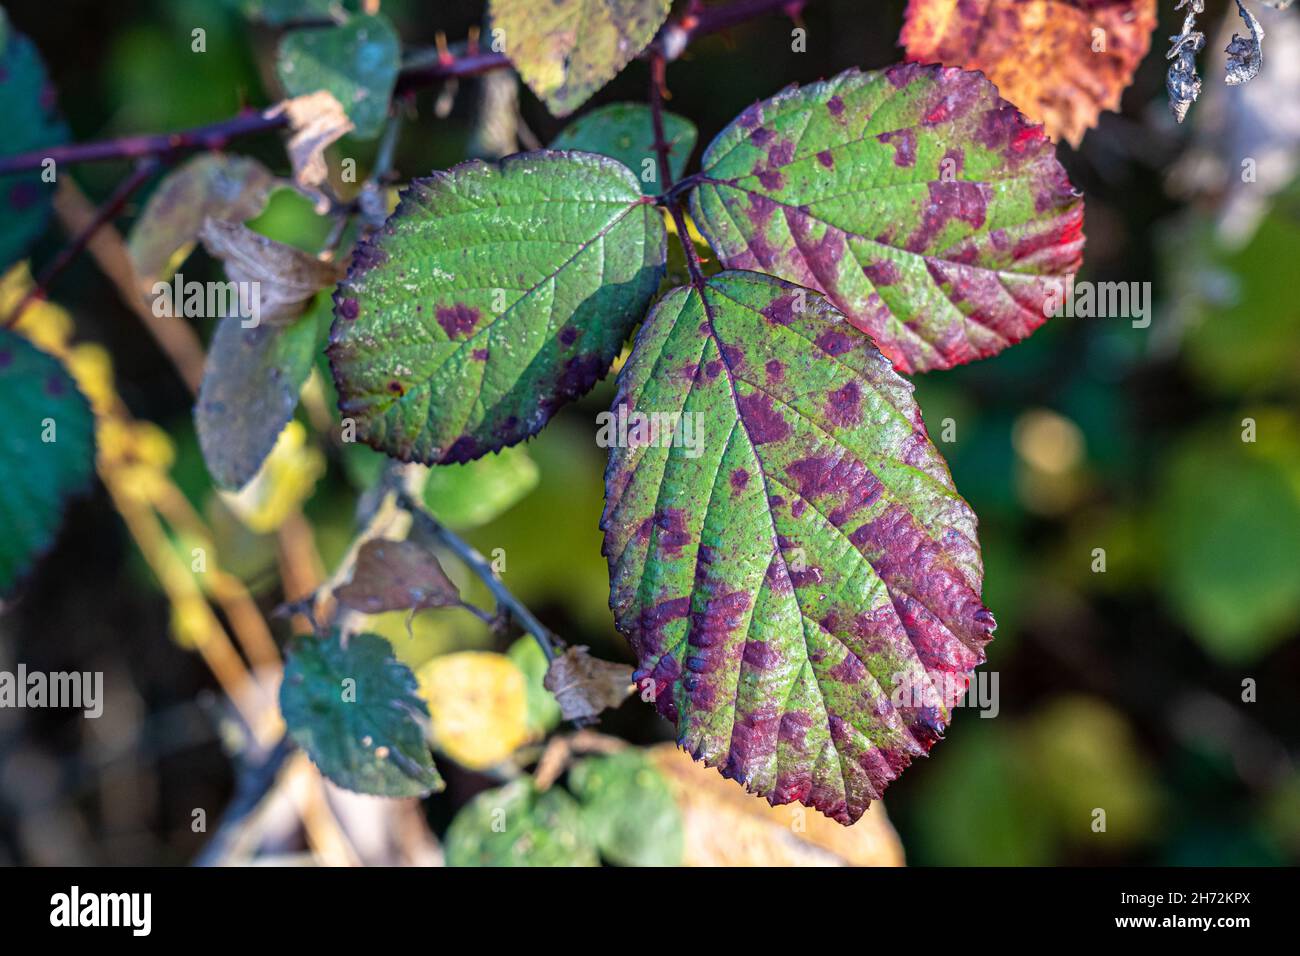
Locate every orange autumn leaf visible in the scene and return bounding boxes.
[900,0,1158,147]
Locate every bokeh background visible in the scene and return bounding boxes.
[1,0,1297,865]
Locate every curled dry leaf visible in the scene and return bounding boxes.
[198,218,343,326]
[1168,0,1206,124]
[648,744,905,866]
[900,0,1158,147]
[263,90,355,213]
[334,538,461,615]
[1226,0,1265,85]
[542,645,635,721]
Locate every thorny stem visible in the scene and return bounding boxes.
[0,0,815,176]
[648,50,675,192]
[669,202,707,288]
[395,490,561,662]
[2,158,161,328]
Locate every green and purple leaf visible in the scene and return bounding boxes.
[689,63,1084,374]
[0,329,95,596]
[602,271,993,824]
[328,151,666,465]
[0,12,69,273]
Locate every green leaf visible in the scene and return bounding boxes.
[0,13,70,273]
[232,0,335,24]
[551,103,697,196]
[507,636,561,736]
[0,329,95,596]
[444,779,598,866]
[275,13,399,139]
[490,0,671,117]
[196,292,329,489]
[127,154,276,290]
[602,271,993,825]
[280,629,444,797]
[329,151,666,464]
[422,446,539,530]
[689,63,1085,374]
[568,750,683,866]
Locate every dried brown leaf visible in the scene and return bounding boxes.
[542,645,634,721]
[334,539,461,615]
[264,90,355,213]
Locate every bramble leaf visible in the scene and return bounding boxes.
[445,779,597,866]
[280,629,443,797]
[602,271,993,824]
[900,0,1158,147]
[569,749,684,866]
[421,445,540,530]
[0,329,95,596]
[551,102,697,196]
[416,652,533,770]
[328,151,666,464]
[689,64,1084,374]
[489,0,672,117]
[275,13,399,139]
[334,538,460,615]
[0,13,69,273]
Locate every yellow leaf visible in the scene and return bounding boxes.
[218,421,324,533]
[416,651,532,770]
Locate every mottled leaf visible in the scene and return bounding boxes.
[196,293,328,490]
[445,779,598,866]
[275,13,399,139]
[422,445,540,530]
[128,154,276,293]
[489,0,671,117]
[280,629,443,797]
[551,102,697,195]
[328,151,666,464]
[568,750,684,866]
[689,63,1085,374]
[543,645,635,721]
[0,13,69,273]
[0,329,95,596]
[416,651,533,770]
[602,272,994,824]
[334,538,460,614]
[900,0,1157,147]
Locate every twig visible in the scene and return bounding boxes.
[648,50,675,192]
[669,202,706,287]
[194,734,296,866]
[395,490,560,661]
[2,158,160,328]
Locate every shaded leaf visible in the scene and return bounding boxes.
[197,218,342,326]
[263,91,355,213]
[328,151,666,464]
[127,154,276,293]
[280,629,444,797]
[489,0,671,117]
[445,778,598,866]
[602,272,993,825]
[0,13,69,273]
[275,13,399,139]
[648,744,905,865]
[689,63,1084,374]
[900,0,1157,146]
[551,102,697,195]
[543,645,635,721]
[335,538,460,614]
[0,329,95,596]
[416,651,533,769]
[568,749,684,866]
[422,445,540,530]
[196,294,329,490]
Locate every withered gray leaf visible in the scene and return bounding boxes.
[1226,0,1265,85]
[198,218,342,326]
[334,539,461,615]
[1168,0,1207,123]
[542,645,634,721]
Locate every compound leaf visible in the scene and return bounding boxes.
[280,629,443,797]
[551,102,697,196]
[0,13,69,273]
[0,329,95,596]
[490,0,672,117]
[329,151,666,464]
[602,271,993,824]
[275,13,399,139]
[900,0,1158,147]
[689,63,1084,374]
